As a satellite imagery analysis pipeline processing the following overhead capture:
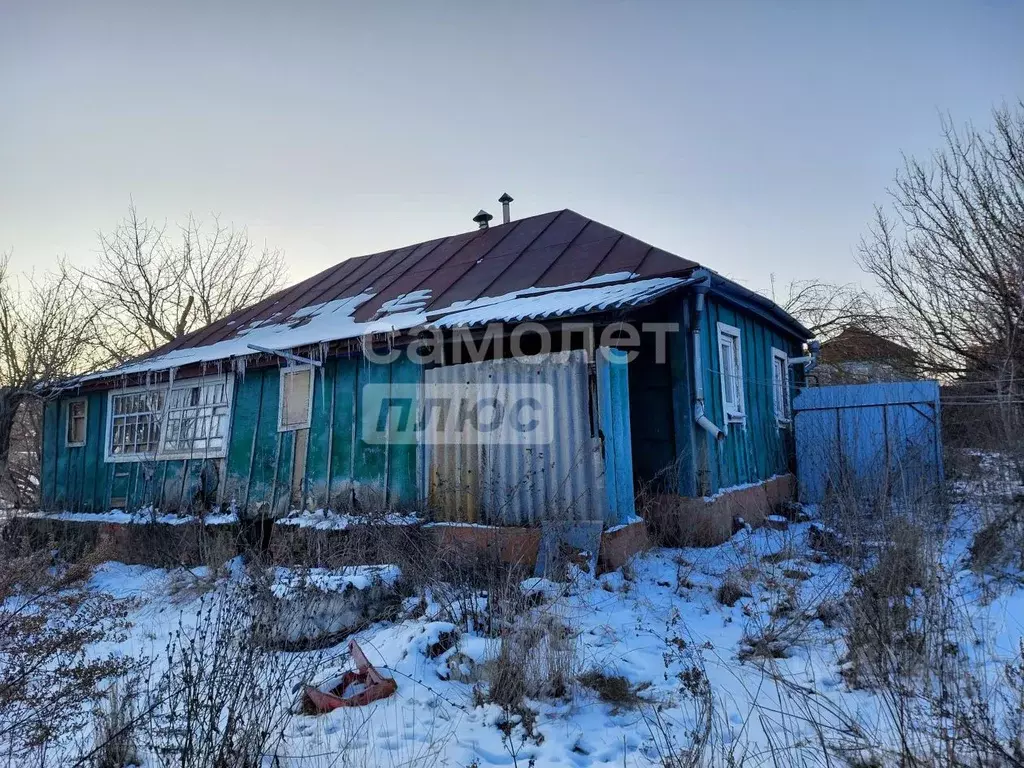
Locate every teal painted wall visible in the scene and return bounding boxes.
[38,297,802,515]
[693,296,802,495]
[41,355,421,515]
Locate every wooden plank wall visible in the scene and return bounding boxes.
[694,296,802,495]
[41,355,421,515]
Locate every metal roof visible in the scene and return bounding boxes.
[81,208,807,380]
[143,209,697,351]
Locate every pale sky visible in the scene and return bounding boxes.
[2,1,1021,297]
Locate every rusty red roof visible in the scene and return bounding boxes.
[145,209,700,359]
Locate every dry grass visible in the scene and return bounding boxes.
[715,577,751,607]
[577,670,643,707]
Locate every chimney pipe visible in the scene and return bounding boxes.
[473,209,493,230]
[498,192,513,224]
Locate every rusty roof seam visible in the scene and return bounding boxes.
[630,244,658,277]
[450,210,567,308]
[293,248,400,313]
[355,237,449,312]
[581,232,627,282]
[415,220,523,312]
[522,212,594,289]
[387,231,482,311]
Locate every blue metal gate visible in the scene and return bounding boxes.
[793,381,943,505]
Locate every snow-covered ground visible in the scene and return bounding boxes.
[55,498,1024,767]
[10,452,1024,766]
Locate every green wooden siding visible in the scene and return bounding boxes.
[41,355,421,515]
[39,293,801,516]
[694,296,801,494]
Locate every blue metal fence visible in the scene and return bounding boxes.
[793,381,943,505]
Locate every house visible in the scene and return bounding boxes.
[814,326,917,385]
[38,205,811,553]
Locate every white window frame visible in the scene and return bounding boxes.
[65,398,88,448]
[771,347,791,426]
[278,365,314,432]
[716,322,745,426]
[103,375,234,463]
[159,376,235,461]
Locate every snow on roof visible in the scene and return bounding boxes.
[79,273,691,380]
[75,209,715,382]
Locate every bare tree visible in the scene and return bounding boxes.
[86,203,287,362]
[858,103,1024,388]
[0,255,99,506]
[770,277,890,340]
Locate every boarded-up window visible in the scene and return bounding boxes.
[66,399,88,447]
[279,367,312,430]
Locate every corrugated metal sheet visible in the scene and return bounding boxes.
[425,350,615,526]
[793,380,944,504]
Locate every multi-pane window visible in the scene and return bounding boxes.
[109,391,165,457]
[66,399,88,447]
[717,322,745,424]
[105,376,233,461]
[279,367,313,431]
[772,348,791,425]
[162,380,231,456]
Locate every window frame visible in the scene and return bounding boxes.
[103,375,234,463]
[716,322,745,427]
[277,365,314,432]
[159,376,235,461]
[65,398,88,448]
[771,347,792,426]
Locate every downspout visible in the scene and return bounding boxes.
[691,272,725,441]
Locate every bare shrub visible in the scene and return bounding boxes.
[91,683,140,768]
[0,540,137,760]
[141,575,324,768]
[487,608,579,707]
[844,520,933,687]
[641,625,718,768]
[970,510,1024,579]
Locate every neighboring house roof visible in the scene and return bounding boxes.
[77,209,810,382]
[818,326,917,366]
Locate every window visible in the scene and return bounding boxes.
[66,399,88,447]
[104,375,233,462]
[717,322,745,424]
[279,366,313,431]
[161,379,231,458]
[109,390,165,458]
[772,348,791,425]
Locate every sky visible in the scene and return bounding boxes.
[1,1,1021,298]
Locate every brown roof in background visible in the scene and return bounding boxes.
[818,326,917,365]
[143,209,700,360]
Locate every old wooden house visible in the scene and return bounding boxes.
[40,206,811,547]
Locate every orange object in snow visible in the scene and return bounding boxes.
[301,639,398,713]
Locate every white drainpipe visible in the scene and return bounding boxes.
[691,273,725,441]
